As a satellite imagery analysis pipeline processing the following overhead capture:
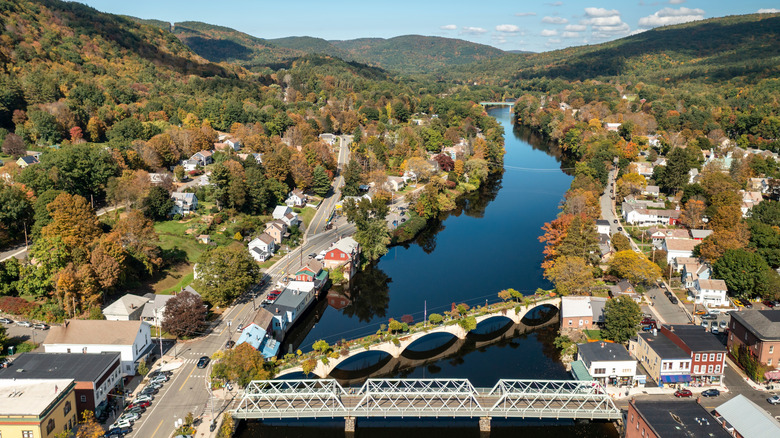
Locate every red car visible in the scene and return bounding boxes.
[129,400,151,408]
[674,389,693,398]
[641,317,656,325]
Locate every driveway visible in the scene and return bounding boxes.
[646,287,691,324]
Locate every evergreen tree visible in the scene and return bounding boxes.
[312,165,331,197]
[342,159,363,197]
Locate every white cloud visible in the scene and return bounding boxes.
[461,26,487,35]
[565,24,587,31]
[515,12,537,17]
[638,7,705,28]
[542,16,569,24]
[584,7,620,17]
[758,8,780,13]
[669,0,685,4]
[547,1,563,6]
[562,31,580,38]
[495,24,521,33]
[440,24,457,30]
[541,29,559,36]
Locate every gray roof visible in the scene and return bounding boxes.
[639,332,690,360]
[271,288,309,314]
[596,219,610,226]
[730,310,780,341]
[141,294,175,319]
[103,294,149,317]
[632,400,730,438]
[0,352,120,382]
[715,394,780,438]
[577,342,634,366]
[590,298,607,323]
[664,325,726,352]
[690,229,713,239]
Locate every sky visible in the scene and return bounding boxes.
[79,0,780,52]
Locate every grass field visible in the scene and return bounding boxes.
[298,207,317,230]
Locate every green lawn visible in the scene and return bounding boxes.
[159,272,194,295]
[583,329,603,340]
[299,207,317,230]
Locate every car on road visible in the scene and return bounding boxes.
[117,413,138,423]
[15,320,32,327]
[134,394,153,403]
[197,356,210,368]
[111,419,133,429]
[150,375,168,384]
[308,253,316,259]
[712,326,719,334]
[236,323,244,332]
[0,318,13,324]
[701,389,720,397]
[701,313,717,320]
[225,340,235,349]
[0,358,11,368]
[641,317,656,325]
[618,227,623,232]
[33,323,49,330]
[129,400,151,409]
[667,294,678,304]
[317,250,327,261]
[139,386,158,395]
[613,219,617,224]
[768,395,780,405]
[674,389,693,398]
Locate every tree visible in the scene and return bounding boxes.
[193,246,260,306]
[344,197,390,261]
[713,249,771,299]
[76,411,104,438]
[41,193,101,253]
[612,233,632,252]
[615,172,647,201]
[0,184,34,242]
[342,159,363,197]
[112,211,163,275]
[312,339,330,353]
[143,186,174,221]
[680,199,707,229]
[602,295,642,343]
[173,165,185,182]
[751,201,780,227]
[428,313,443,325]
[543,256,596,295]
[457,316,477,332]
[1,133,25,157]
[162,291,206,338]
[312,165,331,197]
[608,250,662,285]
[556,215,600,265]
[211,343,273,386]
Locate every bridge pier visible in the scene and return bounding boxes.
[345,416,356,433]
[479,416,491,433]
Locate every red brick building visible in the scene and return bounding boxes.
[727,310,780,369]
[660,325,726,386]
[627,399,730,438]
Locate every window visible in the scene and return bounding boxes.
[594,368,606,375]
[579,319,583,326]
[693,365,699,374]
[82,347,87,353]
[730,334,733,341]
[631,414,634,423]
[771,346,775,354]
[769,358,773,366]
[745,332,748,341]
[66,348,71,353]
[46,419,56,433]
[717,353,722,361]
[694,353,700,361]
[23,432,33,438]
[80,395,86,403]
[568,320,572,326]
[708,365,713,373]
[709,353,715,361]
[715,365,721,373]
[64,400,71,415]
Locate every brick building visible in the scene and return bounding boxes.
[660,325,727,386]
[727,310,780,368]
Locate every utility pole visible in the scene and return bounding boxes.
[23,220,28,250]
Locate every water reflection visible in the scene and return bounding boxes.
[338,263,391,322]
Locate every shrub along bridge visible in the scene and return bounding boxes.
[276,297,561,379]
[232,378,621,432]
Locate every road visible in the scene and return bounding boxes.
[304,135,350,240]
[600,168,621,236]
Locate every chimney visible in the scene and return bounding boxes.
[601,342,605,348]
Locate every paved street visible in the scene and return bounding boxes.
[600,168,620,236]
[644,286,691,325]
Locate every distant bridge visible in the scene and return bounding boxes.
[479,101,515,107]
[276,298,561,379]
[233,378,621,431]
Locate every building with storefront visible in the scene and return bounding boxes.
[0,379,78,438]
[727,310,780,368]
[635,331,692,387]
[660,325,726,386]
[576,341,638,387]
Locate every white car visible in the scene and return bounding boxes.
[112,418,133,429]
[135,394,153,403]
[316,250,326,261]
[118,412,139,422]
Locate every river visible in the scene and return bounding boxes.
[236,107,618,437]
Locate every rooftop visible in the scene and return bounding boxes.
[715,394,780,438]
[331,236,359,255]
[595,219,610,226]
[577,342,634,365]
[697,279,727,291]
[632,399,730,438]
[639,332,691,360]
[141,294,175,319]
[665,238,700,252]
[0,378,74,417]
[44,320,146,346]
[730,310,780,341]
[0,352,120,382]
[561,296,593,318]
[664,325,726,352]
[271,282,315,313]
[103,294,149,317]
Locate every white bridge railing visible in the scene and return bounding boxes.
[233,378,621,420]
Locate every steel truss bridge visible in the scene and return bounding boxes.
[233,378,621,429]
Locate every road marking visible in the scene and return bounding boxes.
[179,367,196,392]
[150,419,164,438]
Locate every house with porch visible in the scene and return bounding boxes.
[663,238,700,265]
[285,189,307,208]
[680,260,711,289]
[281,211,301,228]
[171,192,198,215]
[623,204,681,226]
[560,296,607,332]
[692,279,729,307]
[264,221,287,245]
[191,150,213,167]
[248,234,275,262]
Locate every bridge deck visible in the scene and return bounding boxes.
[233,379,622,421]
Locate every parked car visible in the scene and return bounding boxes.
[768,395,780,405]
[15,320,32,327]
[33,323,49,330]
[111,419,133,429]
[674,389,693,398]
[613,219,618,224]
[641,325,654,332]
[719,320,728,329]
[701,389,720,397]
[225,340,235,349]
[139,387,158,395]
[150,375,168,384]
[693,309,707,315]
[118,412,139,422]
[134,394,153,403]
[0,358,11,368]
[0,318,13,324]
[105,426,132,436]
[236,323,244,332]
[668,294,678,304]
[712,327,719,334]
[129,400,151,409]
[641,318,656,325]
[701,313,717,320]
[197,356,210,369]
[126,406,145,415]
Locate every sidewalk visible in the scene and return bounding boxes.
[605,383,729,400]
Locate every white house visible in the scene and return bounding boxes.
[248,234,275,262]
[182,159,199,172]
[102,294,149,321]
[749,177,771,194]
[642,185,660,197]
[224,138,242,151]
[631,162,654,178]
[191,150,213,167]
[384,176,406,192]
[604,122,622,132]
[272,205,293,220]
[692,279,729,307]
[681,260,711,289]
[663,238,700,265]
[285,189,307,208]
[740,190,764,217]
[171,192,198,215]
[595,219,611,235]
[623,204,681,226]
[577,341,638,387]
[43,320,153,376]
[267,281,317,333]
[281,212,301,228]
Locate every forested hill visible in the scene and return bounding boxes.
[450,13,780,86]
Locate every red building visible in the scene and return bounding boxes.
[660,325,726,386]
[627,399,730,438]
